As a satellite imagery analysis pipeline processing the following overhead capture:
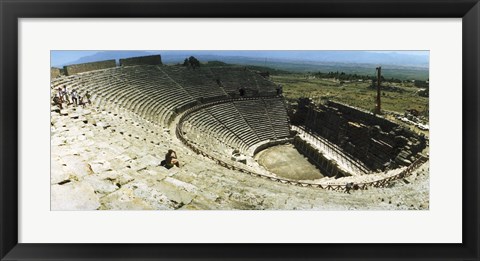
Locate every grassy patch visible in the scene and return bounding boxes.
[273,74,429,115]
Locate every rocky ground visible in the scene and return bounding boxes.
[51,103,430,211]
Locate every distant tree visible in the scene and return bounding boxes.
[188,56,200,69]
[182,56,201,69]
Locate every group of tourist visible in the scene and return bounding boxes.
[53,85,91,109]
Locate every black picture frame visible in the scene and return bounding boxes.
[1,0,479,260]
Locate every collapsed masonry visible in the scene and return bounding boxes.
[291,98,427,172]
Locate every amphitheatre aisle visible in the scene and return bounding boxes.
[51,61,429,210]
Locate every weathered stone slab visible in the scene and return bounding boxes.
[107,157,130,171]
[140,165,168,178]
[83,175,119,194]
[165,177,198,193]
[51,160,71,184]
[117,174,135,186]
[51,182,100,210]
[97,170,121,181]
[77,109,91,116]
[99,185,164,210]
[115,154,132,163]
[51,137,67,146]
[89,160,112,174]
[129,155,161,171]
[96,122,111,129]
[153,179,196,205]
[62,155,93,178]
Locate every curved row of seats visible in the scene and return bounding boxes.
[208,67,277,95]
[51,65,279,127]
[51,65,289,160]
[52,66,194,126]
[182,97,290,155]
[158,67,229,100]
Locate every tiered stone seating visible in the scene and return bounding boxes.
[263,98,291,138]
[160,67,229,100]
[183,111,247,154]
[208,67,277,95]
[182,98,291,156]
[50,98,431,210]
[52,66,196,126]
[233,100,275,141]
[207,103,261,148]
[51,65,285,136]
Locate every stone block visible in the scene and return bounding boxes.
[153,180,196,206]
[165,177,198,193]
[51,160,71,184]
[63,155,94,178]
[83,175,119,194]
[64,60,116,76]
[51,182,100,210]
[89,160,112,174]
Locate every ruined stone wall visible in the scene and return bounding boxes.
[293,136,350,178]
[51,67,61,79]
[296,99,426,171]
[119,55,162,66]
[289,97,310,125]
[253,138,293,156]
[63,60,116,76]
[328,101,397,132]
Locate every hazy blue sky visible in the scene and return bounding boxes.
[51,50,429,68]
[369,51,428,56]
[51,51,99,67]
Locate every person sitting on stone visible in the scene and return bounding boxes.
[161,149,180,169]
[53,94,63,110]
[78,95,86,108]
